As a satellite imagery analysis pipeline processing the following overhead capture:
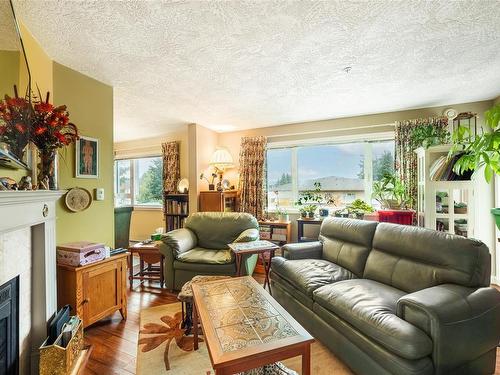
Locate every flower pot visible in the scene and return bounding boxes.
[279,214,289,222]
[300,211,307,219]
[307,212,315,219]
[491,208,500,230]
[319,208,329,217]
[38,148,58,190]
[208,184,215,191]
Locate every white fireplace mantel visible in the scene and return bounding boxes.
[0,189,65,374]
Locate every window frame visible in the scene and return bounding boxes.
[266,132,395,213]
[114,155,163,209]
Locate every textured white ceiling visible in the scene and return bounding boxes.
[11,0,500,142]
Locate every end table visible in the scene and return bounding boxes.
[128,241,164,289]
[228,240,280,294]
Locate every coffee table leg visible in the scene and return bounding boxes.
[193,301,199,350]
[302,344,311,375]
[261,252,271,294]
[160,255,164,288]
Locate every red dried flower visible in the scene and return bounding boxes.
[14,123,26,133]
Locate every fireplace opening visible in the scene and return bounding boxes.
[0,276,19,375]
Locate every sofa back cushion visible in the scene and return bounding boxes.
[185,212,259,249]
[364,223,491,292]
[319,218,378,277]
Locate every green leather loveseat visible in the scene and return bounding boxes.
[270,218,500,375]
[159,212,259,290]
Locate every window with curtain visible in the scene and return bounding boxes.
[267,139,395,210]
[114,156,163,207]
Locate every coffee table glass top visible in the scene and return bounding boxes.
[195,277,299,353]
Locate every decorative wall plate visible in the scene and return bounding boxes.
[222,179,230,190]
[65,187,92,212]
[177,178,189,193]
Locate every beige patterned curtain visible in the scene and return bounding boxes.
[238,136,267,219]
[162,141,180,193]
[395,117,448,209]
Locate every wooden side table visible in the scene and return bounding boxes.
[128,242,164,289]
[228,240,280,294]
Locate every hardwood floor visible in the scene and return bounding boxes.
[82,278,500,374]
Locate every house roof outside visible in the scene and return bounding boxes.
[270,176,364,192]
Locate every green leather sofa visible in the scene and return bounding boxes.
[270,218,500,375]
[159,212,259,290]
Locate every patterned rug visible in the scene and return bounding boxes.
[137,302,353,375]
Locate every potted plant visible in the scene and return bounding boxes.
[200,172,217,190]
[451,103,500,229]
[410,123,449,149]
[295,182,322,219]
[346,199,375,219]
[372,173,410,209]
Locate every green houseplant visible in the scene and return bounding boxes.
[296,182,323,219]
[372,173,410,209]
[410,123,449,149]
[450,103,500,229]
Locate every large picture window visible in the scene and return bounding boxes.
[114,156,163,207]
[267,139,394,210]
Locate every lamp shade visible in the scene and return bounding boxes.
[209,147,234,169]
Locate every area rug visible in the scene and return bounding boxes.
[137,302,353,375]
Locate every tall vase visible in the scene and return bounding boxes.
[38,148,58,190]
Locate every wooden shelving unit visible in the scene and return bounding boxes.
[255,220,291,274]
[164,193,189,231]
[199,190,238,212]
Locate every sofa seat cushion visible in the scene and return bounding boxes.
[176,247,234,265]
[271,257,356,297]
[313,279,432,360]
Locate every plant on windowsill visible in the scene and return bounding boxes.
[295,181,322,219]
[346,199,375,219]
[450,103,500,229]
[372,173,410,210]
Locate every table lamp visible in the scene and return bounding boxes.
[209,147,234,191]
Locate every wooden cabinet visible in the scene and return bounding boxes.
[57,253,128,328]
[199,190,238,212]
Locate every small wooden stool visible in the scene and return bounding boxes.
[128,242,165,289]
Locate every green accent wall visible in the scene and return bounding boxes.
[53,62,114,246]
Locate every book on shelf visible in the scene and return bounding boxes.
[165,199,188,215]
[428,153,473,181]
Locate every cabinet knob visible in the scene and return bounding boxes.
[82,298,89,304]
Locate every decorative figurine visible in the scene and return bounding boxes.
[18,176,32,190]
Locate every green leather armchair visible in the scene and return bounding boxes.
[158,212,260,290]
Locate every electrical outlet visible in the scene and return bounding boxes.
[95,188,104,201]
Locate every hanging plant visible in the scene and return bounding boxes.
[410,123,449,149]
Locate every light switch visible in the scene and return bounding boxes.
[95,188,105,201]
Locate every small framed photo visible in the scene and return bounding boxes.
[76,136,99,178]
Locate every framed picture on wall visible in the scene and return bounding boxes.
[76,135,99,178]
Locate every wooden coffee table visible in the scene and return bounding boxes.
[191,276,314,375]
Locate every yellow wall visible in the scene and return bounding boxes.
[114,129,189,240]
[18,22,52,97]
[0,50,19,97]
[53,62,114,246]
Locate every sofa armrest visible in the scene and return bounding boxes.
[234,228,259,243]
[282,241,322,260]
[397,284,500,373]
[161,228,197,256]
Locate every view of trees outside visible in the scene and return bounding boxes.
[114,157,163,206]
[267,140,395,209]
[135,157,163,205]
